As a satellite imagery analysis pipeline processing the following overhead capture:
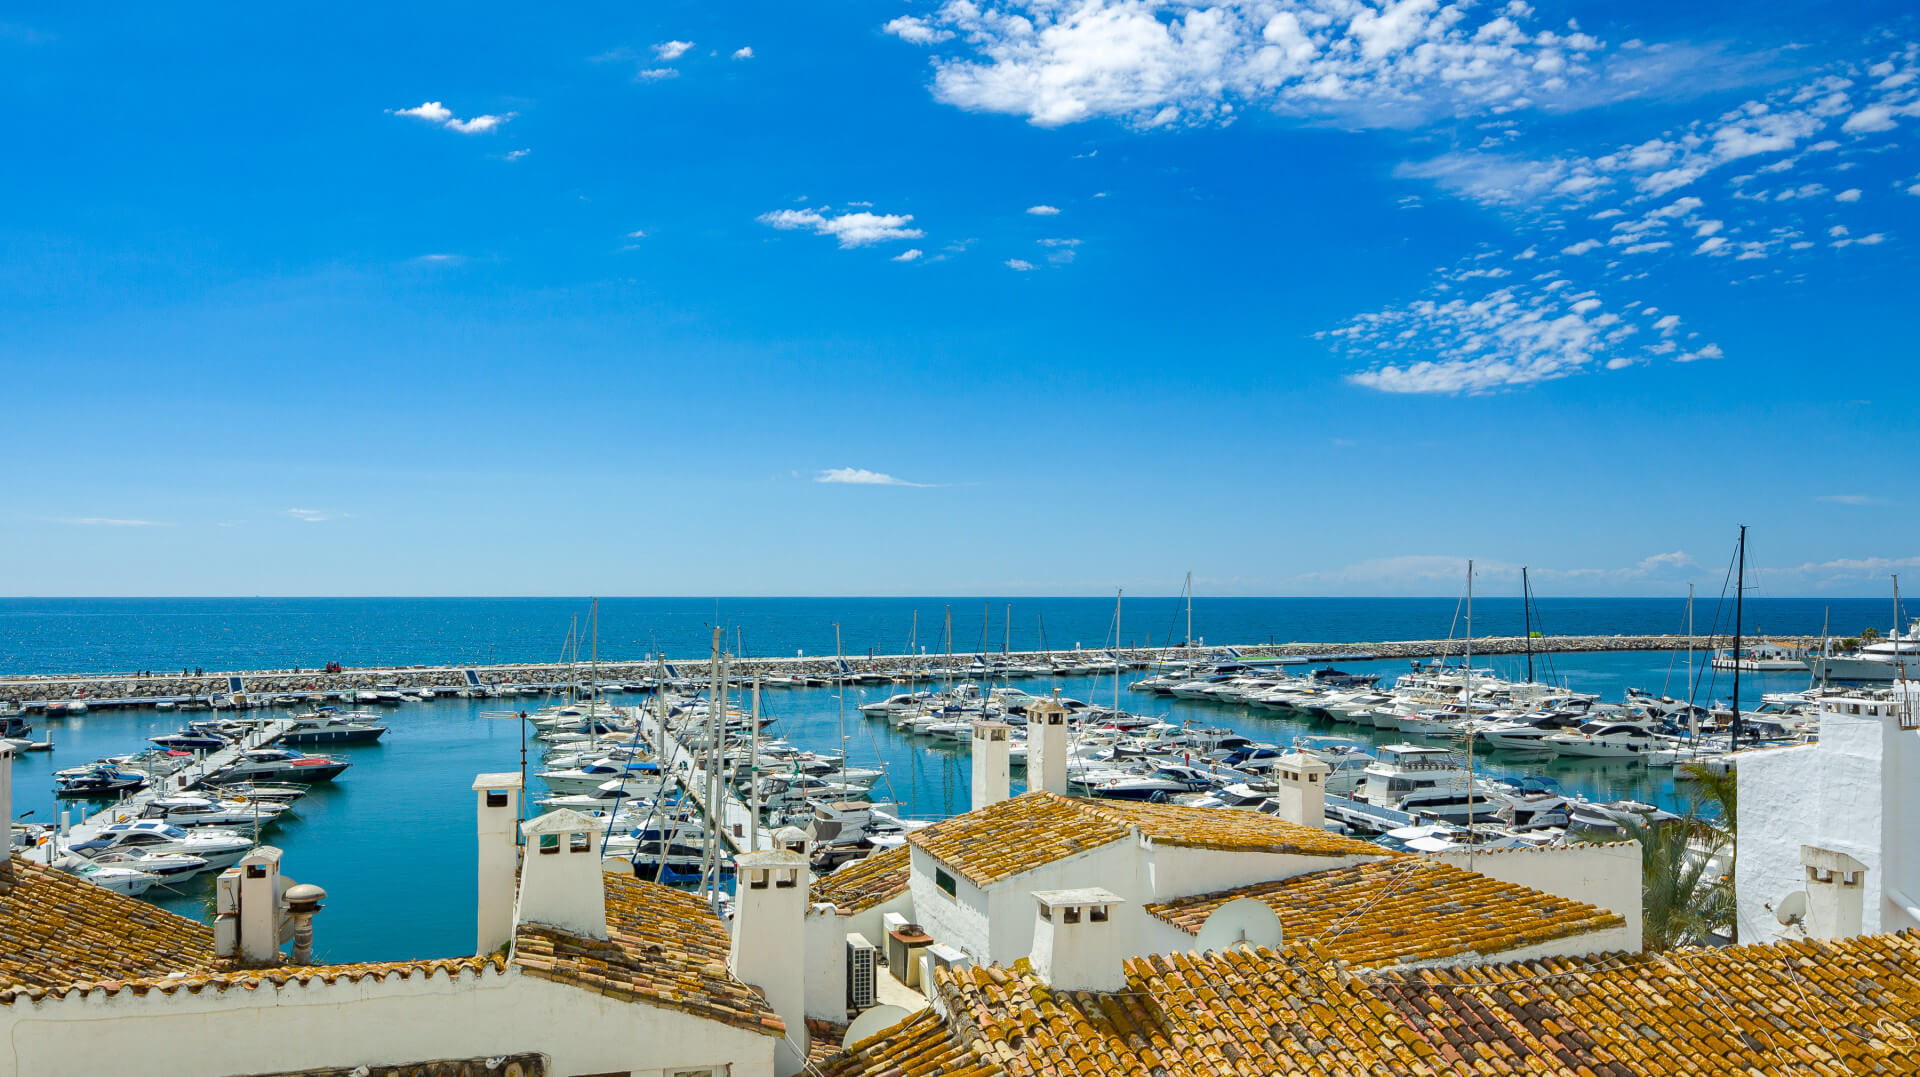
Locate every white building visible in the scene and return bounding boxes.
[0,756,794,1077]
[1736,681,1920,942]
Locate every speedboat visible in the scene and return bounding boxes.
[214,748,351,783]
[1089,764,1218,801]
[1543,721,1659,759]
[538,759,666,796]
[55,856,161,896]
[140,794,291,829]
[54,763,151,798]
[282,709,389,745]
[77,846,211,880]
[69,821,256,871]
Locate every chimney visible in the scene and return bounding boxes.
[1030,888,1126,993]
[731,849,809,1077]
[1270,751,1330,829]
[1025,696,1070,797]
[515,809,607,940]
[0,744,13,892]
[1801,845,1868,940]
[971,721,1012,810]
[285,883,326,964]
[473,772,524,955]
[803,902,848,1022]
[215,845,287,965]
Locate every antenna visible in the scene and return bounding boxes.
[1194,897,1283,953]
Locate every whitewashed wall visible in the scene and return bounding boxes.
[1431,842,1643,950]
[0,966,777,1077]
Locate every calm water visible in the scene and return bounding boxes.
[14,650,1813,964]
[0,596,1900,675]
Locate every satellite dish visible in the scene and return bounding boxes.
[842,1005,913,1049]
[1775,890,1808,926]
[1194,897,1284,954]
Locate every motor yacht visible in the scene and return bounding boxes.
[140,794,291,829]
[1089,764,1220,801]
[538,759,666,796]
[1355,744,1507,826]
[214,748,351,783]
[55,856,161,896]
[1543,720,1660,759]
[78,846,211,881]
[282,709,389,745]
[54,763,151,797]
[69,821,255,871]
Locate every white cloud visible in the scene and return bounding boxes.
[1842,104,1898,134]
[504,148,531,161]
[757,207,924,248]
[1836,187,1863,202]
[889,0,1628,129]
[885,16,953,45]
[653,40,694,61]
[892,248,925,262]
[814,468,934,487]
[626,229,647,239]
[636,68,679,81]
[732,46,754,60]
[286,509,333,523]
[1005,258,1036,270]
[1816,494,1881,505]
[1562,239,1601,255]
[48,517,166,527]
[389,101,513,134]
[1025,204,1061,216]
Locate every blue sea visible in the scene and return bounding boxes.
[0,596,1899,675]
[0,598,1873,965]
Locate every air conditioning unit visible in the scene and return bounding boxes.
[846,933,878,1010]
[919,942,969,987]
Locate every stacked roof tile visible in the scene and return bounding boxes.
[907,792,1379,886]
[824,931,1920,1076]
[0,856,221,1000]
[1145,856,1626,966]
[813,845,912,913]
[513,872,784,1037]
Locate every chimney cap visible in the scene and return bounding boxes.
[1800,845,1868,874]
[737,849,806,869]
[285,883,327,911]
[1033,887,1123,912]
[473,772,524,791]
[1277,750,1331,774]
[522,808,598,836]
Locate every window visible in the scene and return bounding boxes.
[486,790,510,808]
[1089,905,1109,923]
[1062,907,1081,924]
[936,869,956,897]
[539,833,561,855]
[569,832,592,854]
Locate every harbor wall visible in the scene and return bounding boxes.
[0,634,1808,706]
[0,965,777,1077]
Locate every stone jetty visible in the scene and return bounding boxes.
[0,633,1806,708]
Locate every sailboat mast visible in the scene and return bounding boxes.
[697,626,723,908]
[1185,571,1193,650]
[835,623,846,792]
[749,673,762,851]
[1115,588,1123,715]
[1004,604,1011,656]
[1687,584,1697,743]
[1465,559,1475,862]
[1731,525,1746,748]
[1521,567,1533,684]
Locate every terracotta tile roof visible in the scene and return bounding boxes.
[1145,857,1626,966]
[827,930,1920,1077]
[0,855,221,998]
[16,955,507,1004]
[512,872,784,1038]
[812,845,913,913]
[908,792,1379,886]
[819,1005,1003,1077]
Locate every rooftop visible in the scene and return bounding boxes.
[0,856,222,1000]
[907,792,1381,886]
[512,872,784,1038]
[826,930,1920,1076]
[812,844,912,913]
[1145,857,1626,966]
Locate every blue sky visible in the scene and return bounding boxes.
[1,1,1915,597]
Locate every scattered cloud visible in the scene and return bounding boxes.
[636,68,679,82]
[892,248,925,262]
[732,46,754,60]
[414,253,464,265]
[885,16,953,45]
[1836,187,1863,202]
[1025,204,1061,216]
[814,468,934,487]
[757,206,924,248]
[626,229,647,239]
[286,508,334,523]
[1005,258,1035,271]
[653,40,695,61]
[47,517,166,527]
[1816,494,1883,505]
[389,101,513,134]
[504,148,531,161]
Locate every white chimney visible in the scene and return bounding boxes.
[1801,845,1868,940]
[1269,751,1330,829]
[0,744,13,892]
[473,772,523,955]
[803,902,848,1022]
[215,845,287,965]
[1025,697,1070,797]
[971,721,1012,809]
[731,849,809,1077]
[515,809,607,940]
[1029,887,1126,993]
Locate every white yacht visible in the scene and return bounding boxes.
[140,794,290,829]
[55,856,162,896]
[69,821,256,871]
[1543,720,1660,759]
[1356,744,1506,825]
[1808,619,1920,682]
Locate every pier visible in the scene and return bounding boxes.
[71,717,300,836]
[0,633,1799,709]
[638,707,769,856]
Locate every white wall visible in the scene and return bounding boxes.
[1737,709,1889,941]
[0,965,777,1077]
[1140,843,1381,904]
[805,904,849,1022]
[1432,842,1643,951]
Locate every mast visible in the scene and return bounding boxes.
[1895,575,1907,682]
[1465,559,1476,862]
[1004,604,1011,656]
[1687,584,1697,743]
[1115,588,1124,716]
[835,623,846,793]
[749,673,762,851]
[1185,571,1193,650]
[697,626,724,909]
[1521,567,1533,684]
[1731,525,1745,749]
